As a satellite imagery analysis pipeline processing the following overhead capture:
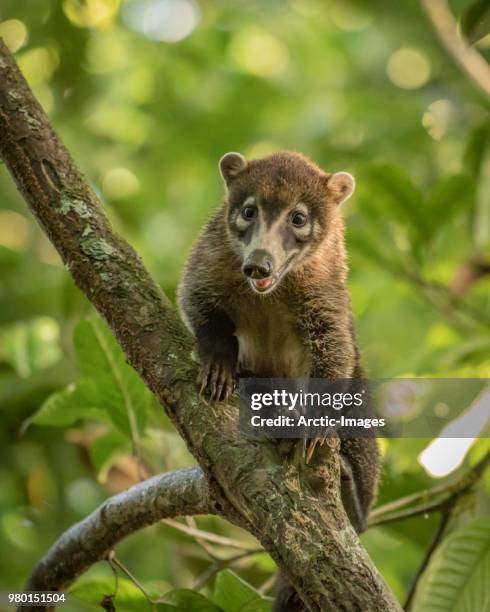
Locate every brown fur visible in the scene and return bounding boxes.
[178,151,379,612]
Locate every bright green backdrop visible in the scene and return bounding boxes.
[0,1,489,610]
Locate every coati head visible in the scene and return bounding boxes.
[220,150,354,295]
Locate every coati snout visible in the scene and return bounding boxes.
[220,151,355,295]
[241,249,272,282]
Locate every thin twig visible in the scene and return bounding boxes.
[258,574,277,596]
[403,511,451,610]
[185,516,220,560]
[106,551,119,597]
[109,554,156,609]
[369,481,450,519]
[368,453,489,528]
[369,498,448,527]
[162,518,260,550]
[191,548,264,591]
[421,0,490,100]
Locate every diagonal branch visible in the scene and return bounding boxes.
[421,0,490,100]
[368,452,490,528]
[0,39,401,612]
[24,468,213,593]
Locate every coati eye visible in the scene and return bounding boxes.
[242,205,257,220]
[291,211,307,227]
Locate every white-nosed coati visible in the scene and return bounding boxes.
[178,151,379,612]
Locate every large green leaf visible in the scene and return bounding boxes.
[461,0,490,44]
[28,317,156,442]
[362,164,426,237]
[412,517,490,611]
[348,230,401,270]
[424,174,475,238]
[73,318,150,436]
[213,570,265,612]
[26,382,108,429]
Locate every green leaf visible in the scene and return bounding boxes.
[239,598,272,612]
[89,429,131,482]
[25,382,108,429]
[69,577,150,612]
[214,570,261,612]
[362,164,426,237]
[412,517,490,611]
[424,174,476,238]
[461,0,490,44]
[74,317,151,436]
[348,231,395,269]
[162,589,222,611]
[27,316,156,444]
[1,316,61,378]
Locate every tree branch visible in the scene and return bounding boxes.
[420,0,490,101]
[0,39,401,612]
[368,453,490,528]
[23,468,213,595]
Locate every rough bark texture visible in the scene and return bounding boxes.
[23,468,211,594]
[0,39,401,612]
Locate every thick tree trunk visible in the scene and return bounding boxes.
[0,39,401,612]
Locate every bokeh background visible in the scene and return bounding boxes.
[0,0,489,610]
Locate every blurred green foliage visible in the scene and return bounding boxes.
[0,0,489,610]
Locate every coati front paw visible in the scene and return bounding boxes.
[197,357,236,403]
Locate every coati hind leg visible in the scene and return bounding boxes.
[303,438,368,533]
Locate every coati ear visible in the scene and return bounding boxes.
[326,172,355,205]
[219,152,247,186]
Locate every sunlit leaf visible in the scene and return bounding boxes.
[412,517,490,611]
[214,570,264,612]
[73,317,151,435]
[27,317,155,441]
[26,382,107,429]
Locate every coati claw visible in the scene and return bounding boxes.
[305,436,329,463]
[305,439,318,463]
[197,359,236,403]
[197,362,211,396]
